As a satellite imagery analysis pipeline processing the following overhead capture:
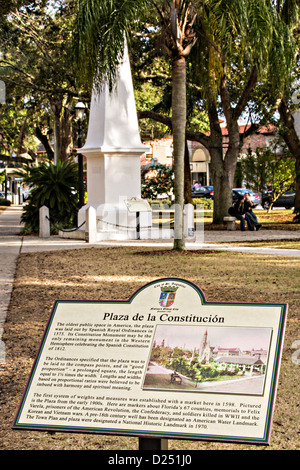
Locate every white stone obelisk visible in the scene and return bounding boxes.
[77,43,151,240]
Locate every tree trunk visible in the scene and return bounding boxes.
[60,104,73,162]
[50,99,74,163]
[35,126,54,161]
[296,157,300,217]
[210,148,231,224]
[53,107,61,165]
[278,99,300,214]
[211,155,238,224]
[207,77,241,224]
[206,92,227,224]
[172,56,186,250]
[184,139,192,204]
[51,100,63,165]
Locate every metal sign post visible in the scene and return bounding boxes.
[125,197,152,240]
[139,437,168,450]
[136,212,140,240]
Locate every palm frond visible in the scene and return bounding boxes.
[73,0,150,91]
[191,0,295,99]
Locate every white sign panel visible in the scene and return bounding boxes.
[125,197,152,213]
[13,278,287,445]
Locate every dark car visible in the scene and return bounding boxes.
[203,185,214,199]
[262,191,295,209]
[192,185,214,199]
[232,188,262,207]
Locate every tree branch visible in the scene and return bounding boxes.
[186,129,210,148]
[35,126,54,160]
[233,66,258,120]
[240,122,260,142]
[138,109,211,148]
[137,110,172,128]
[278,98,300,158]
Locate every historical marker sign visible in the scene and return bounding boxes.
[13,278,287,445]
[125,197,152,213]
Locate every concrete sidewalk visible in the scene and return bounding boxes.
[0,205,23,363]
[0,204,299,363]
[20,215,300,256]
[20,233,300,256]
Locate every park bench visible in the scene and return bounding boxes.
[170,372,182,384]
[223,216,236,231]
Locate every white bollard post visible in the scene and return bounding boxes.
[85,206,97,243]
[184,203,195,238]
[39,206,50,238]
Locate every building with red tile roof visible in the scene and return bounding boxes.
[141,122,277,186]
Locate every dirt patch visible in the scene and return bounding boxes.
[0,246,299,450]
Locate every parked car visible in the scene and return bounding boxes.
[192,185,214,199]
[232,188,262,207]
[203,185,214,199]
[262,190,295,209]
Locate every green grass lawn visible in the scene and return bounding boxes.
[152,208,300,241]
[202,209,299,227]
[2,246,299,451]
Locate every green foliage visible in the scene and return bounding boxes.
[193,0,295,99]
[168,355,240,382]
[237,146,274,193]
[0,198,11,206]
[0,1,84,162]
[0,96,38,160]
[148,199,172,208]
[238,145,296,204]
[20,159,79,233]
[134,79,171,141]
[151,341,242,384]
[141,164,174,199]
[73,0,148,91]
[169,356,190,376]
[192,198,213,209]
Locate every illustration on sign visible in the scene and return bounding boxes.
[13,278,287,445]
[143,325,272,395]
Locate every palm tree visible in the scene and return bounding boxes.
[157,2,198,248]
[73,0,200,250]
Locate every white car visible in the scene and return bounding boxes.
[232,189,262,208]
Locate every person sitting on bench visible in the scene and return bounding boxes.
[244,192,262,231]
[228,195,253,231]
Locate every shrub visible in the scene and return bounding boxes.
[148,199,172,208]
[0,198,11,206]
[20,159,79,233]
[141,164,173,199]
[192,198,213,209]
